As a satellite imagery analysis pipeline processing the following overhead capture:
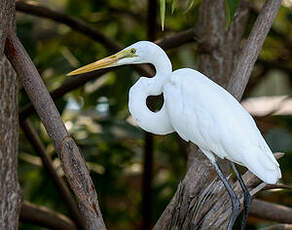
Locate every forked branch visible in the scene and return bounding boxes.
[5,33,106,230]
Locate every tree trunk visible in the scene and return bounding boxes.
[0,1,22,229]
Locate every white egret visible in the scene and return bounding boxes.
[68,41,281,229]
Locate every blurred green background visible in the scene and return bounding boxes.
[17,0,292,229]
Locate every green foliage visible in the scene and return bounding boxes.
[159,0,240,29]
[225,0,240,28]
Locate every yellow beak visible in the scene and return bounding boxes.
[67,49,135,76]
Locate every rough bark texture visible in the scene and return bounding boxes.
[0,56,22,230]
[227,0,283,99]
[154,0,282,229]
[0,0,22,229]
[59,137,105,230]
[5,34,106,230]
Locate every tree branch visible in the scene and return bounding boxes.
[262,224,292,230]
[5,33,106,230]
[250,199,292,224]
[19,68,113,121]
[20,119,84,229]
[155,28,198,50]
[20,201,77,230]
[228,0,283,100]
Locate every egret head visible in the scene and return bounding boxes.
[67,41,164,76]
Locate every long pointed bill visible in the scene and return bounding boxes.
[67,49,136,76]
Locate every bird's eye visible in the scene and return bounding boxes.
[130,48,136,54]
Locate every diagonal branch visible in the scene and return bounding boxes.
[20,201,77,230]
[20,119,84,229]
[228,0,283,100]
[5,33,106,230]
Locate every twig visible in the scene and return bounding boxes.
[20,201,77,230]
[5,33,106,230]
[228,0,283,100]
[20,119,84,229]
[156,28,198,50]
[250,199,292,224]
[19,68,113,121]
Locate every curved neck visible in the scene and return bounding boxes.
[128,54,174,135]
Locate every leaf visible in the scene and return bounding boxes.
[171,0,177,14]
[225,0,240,28]
[185,0,195,12]
[160,0,166,31]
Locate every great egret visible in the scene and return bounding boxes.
[68,41,281,229]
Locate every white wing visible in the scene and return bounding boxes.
[163,68,281,184]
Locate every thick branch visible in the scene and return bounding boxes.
[228,0,283,100]
[5,33,106,230]
[20,119,84,229]
[20,201,77,230]
[250,199,292,224]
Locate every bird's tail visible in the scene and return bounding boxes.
[242,145,281,184]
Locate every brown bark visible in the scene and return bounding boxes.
[0,1,22,229]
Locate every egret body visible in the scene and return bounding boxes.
[68,41,281,229]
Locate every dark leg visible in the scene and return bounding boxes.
[231,162,252,230]
[212,161,240,230]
